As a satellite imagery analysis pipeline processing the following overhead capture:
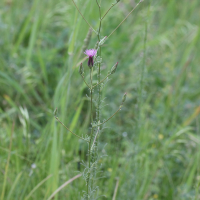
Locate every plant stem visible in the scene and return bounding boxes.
[81,74,92,90]
[54,116,88,142]
[91,127,100,151]
[107,0,143,38]
[47,174,81,200]
[71,0,97,34]
[112,178,119,200]
[92,73,111,89]
[86,2,102,199]
[93,105,122,128]
[87,67,94,199]
[101,2,118,21]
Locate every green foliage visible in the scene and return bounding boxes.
[0,0,200,199]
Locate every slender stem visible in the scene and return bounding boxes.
[25,175,53,200]
[47,174,81,200]
[91,127,100,151]
[87,67,94,199]
[96,0,100,9]
[89,68,94,148]
[92,73,111,89]
[86,1,102,199]
[107,0,143,38]
[54,116,88,142]
[112,178,119,200]
[101,2,118,21]
[71,0,97,34]
[81,74,91,90]
[93,105,122,128]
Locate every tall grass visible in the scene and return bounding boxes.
[0,0,200,199]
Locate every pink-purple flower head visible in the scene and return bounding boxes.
[84,49,97,68]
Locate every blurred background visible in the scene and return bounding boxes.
[0,0,200,199]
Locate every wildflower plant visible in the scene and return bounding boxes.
[54,0,144,199]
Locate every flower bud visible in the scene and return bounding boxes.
[54,108,57,116]
[99,36,107,46]
[111,62,118,74]
[116,0,120,2]
[79,63,84,76]
[122,93,127,103]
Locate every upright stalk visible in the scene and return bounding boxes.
[86,2,102,199]
[87,67,93,199]
[68,1,144,199]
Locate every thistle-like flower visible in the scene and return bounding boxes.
[84,49,97,68]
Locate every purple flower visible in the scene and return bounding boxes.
[84,49,97,68]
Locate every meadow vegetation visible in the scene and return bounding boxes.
[0,0,200,199]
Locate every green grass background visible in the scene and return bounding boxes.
[0,0,200,199]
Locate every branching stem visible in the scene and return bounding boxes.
[101,2,118,21]
[107,0,144,38]
[81,75,91,90]
[71,0,97,34]
[54,116,88,142]
[93,105,123,128]
[92,73,111,89]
